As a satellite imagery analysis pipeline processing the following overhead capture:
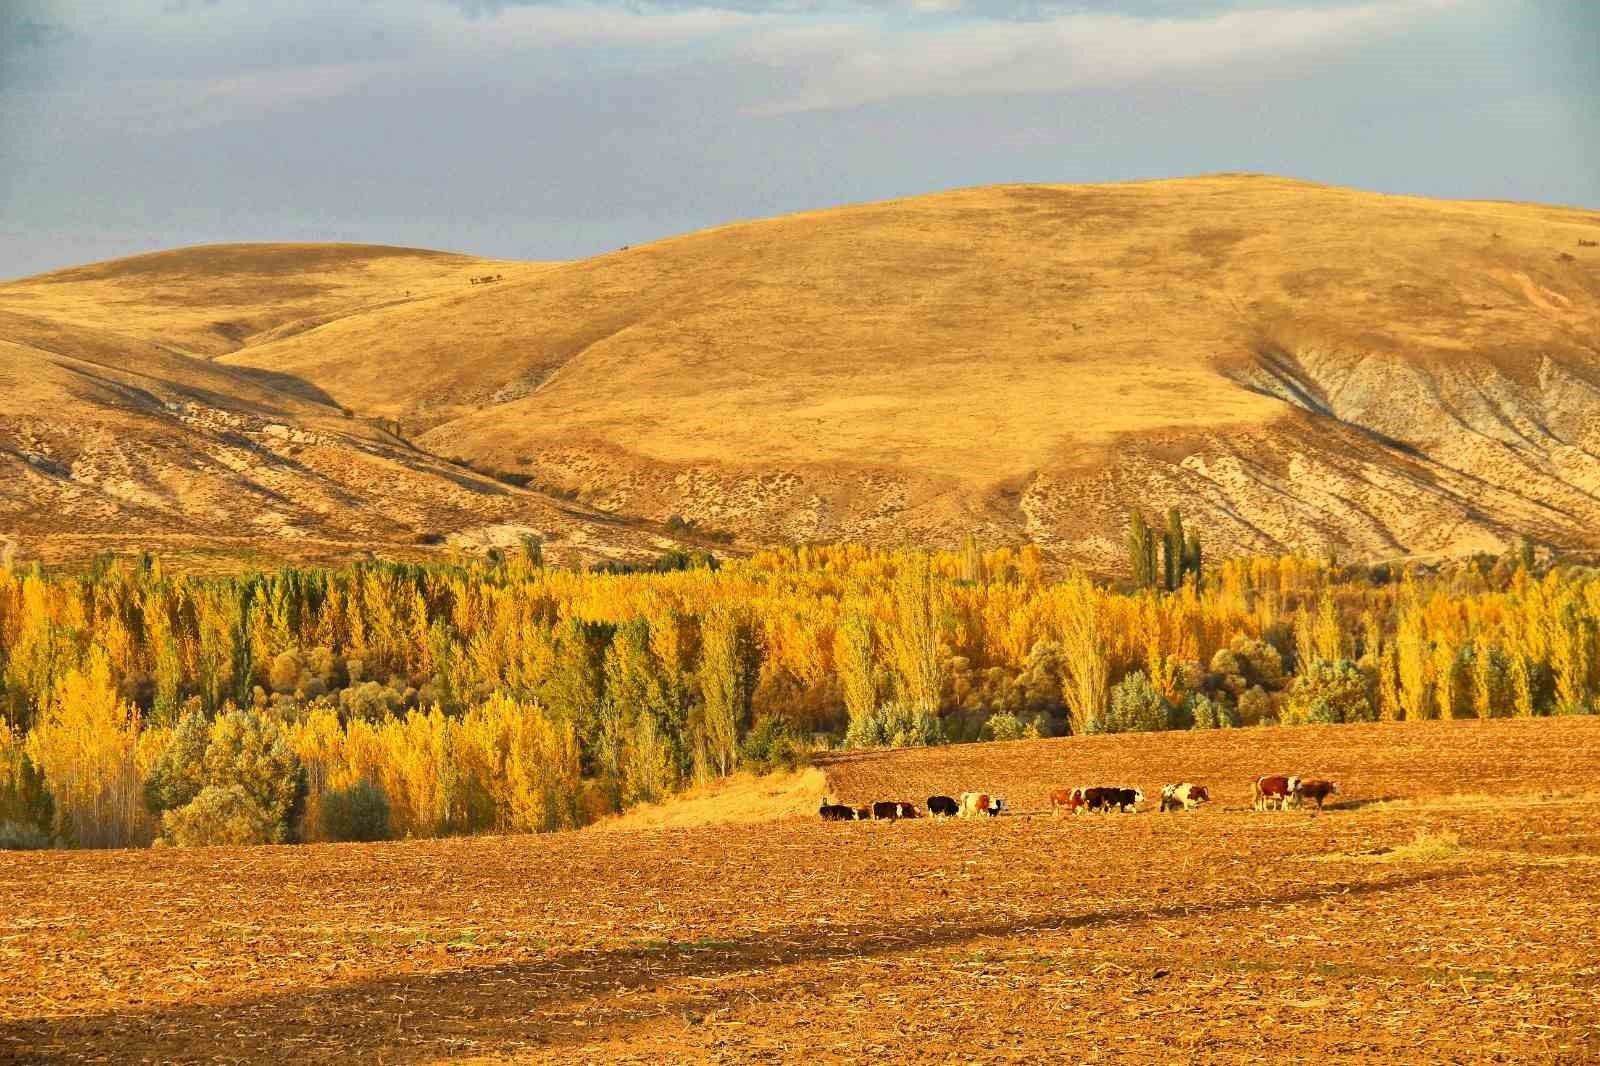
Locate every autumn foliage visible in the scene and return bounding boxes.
[0,542,1593,847]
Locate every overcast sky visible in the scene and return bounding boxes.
[1,0,1595,278]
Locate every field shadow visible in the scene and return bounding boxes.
[1324,795,1403,811]
[4,868,1474,1065]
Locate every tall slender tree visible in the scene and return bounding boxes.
[1162,508,1185,592]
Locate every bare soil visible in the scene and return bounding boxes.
[4,717,1600,1064]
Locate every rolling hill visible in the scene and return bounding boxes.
[0,245,681,569]
[4,175,1599,569]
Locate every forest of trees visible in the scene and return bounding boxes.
[0,534,1593,849]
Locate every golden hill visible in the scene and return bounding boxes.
[5,176,1600,568]
[0,245,676,569]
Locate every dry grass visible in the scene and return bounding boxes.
[5,176,1600,567]
[590,766,829,832]
[1384,829,1466,862]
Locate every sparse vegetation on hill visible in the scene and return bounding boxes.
[5,178,1600,569]
[1,536,1597,848]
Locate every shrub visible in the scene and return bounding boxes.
[1098,671,1174,733]
[1283,659,1373,725]
[163,784,279,847]
[317,780,392,842]
[0,821,52,850]
[844,700,942,749]
[1186,692,1237,730]
[740,715,805,773]
[268,650,304,695]
[1210,636,1286,697]
[339,680,404,722]
[981,712,1026,742]
[1237,685,1273,726]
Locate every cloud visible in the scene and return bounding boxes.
[430,0,1464,113]
[732,0,1463,113]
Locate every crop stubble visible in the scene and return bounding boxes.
[3,718,1599,1064]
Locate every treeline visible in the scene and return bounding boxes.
[0,538,1593,849]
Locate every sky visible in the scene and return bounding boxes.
[0,0,1596,278]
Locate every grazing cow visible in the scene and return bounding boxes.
[1108,787,1144,812]
[958,792,1007,817]
[1078,786,1111,813]
[1297,779,1341,809]
[927,795,959,818]
[1159,783,1210,812]
[895,801,919,819]
[819,802,855,822]
[1049,787,1086,815]
[1252,774,1302,811]
[855,805,874,821]
[872,800,902,821]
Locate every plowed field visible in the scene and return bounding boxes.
[5,718,1600,1064]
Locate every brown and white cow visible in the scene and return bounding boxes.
[1297,779,1340,809]
[1252,774,1302,811]
[1076,786,1142,813]
[1159,783,1210,812]
[959,792,1007,818]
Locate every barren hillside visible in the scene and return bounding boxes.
[6,176,1600,567]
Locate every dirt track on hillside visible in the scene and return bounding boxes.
[5,719,1600,1064]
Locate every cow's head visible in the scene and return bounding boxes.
[990,796,1007,814]
[1330,781,1342,795]
[1131,789,1145,803]
[1191,785,1210,803]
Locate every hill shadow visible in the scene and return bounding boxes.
[226,365,345,409]
[4,868,1473,1064]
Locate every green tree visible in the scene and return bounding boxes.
[142,700,210,814]
[1185,691,1237,730]
[1182,530,1203,587]
[1127,513,1157,590]
[1162,509,1185,592]
[161,709,306,845]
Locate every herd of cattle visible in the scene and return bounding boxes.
[819,775,1341,822]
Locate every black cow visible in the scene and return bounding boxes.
[1081,786,1114,812]
[1108,787,1144,812]
[819,802,855,822]
[855,805,873,821]
[894,802,918,819]
[872,800,901,820]
[927,795,958,818]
